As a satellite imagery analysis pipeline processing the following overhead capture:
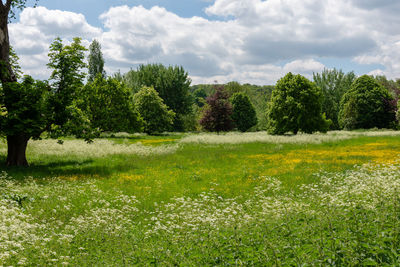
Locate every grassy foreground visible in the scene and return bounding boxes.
[1,131,400,265]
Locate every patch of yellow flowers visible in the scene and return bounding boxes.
[249,142,399,176]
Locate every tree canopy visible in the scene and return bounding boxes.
[267,73,330,135]
[339,75,396,130]
[125,64,192,131]
[200,86,234,133]
[231,92,257,132]
[79,75,143,133]
[133,86,175,134]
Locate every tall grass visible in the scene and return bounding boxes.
[1,131,400,265]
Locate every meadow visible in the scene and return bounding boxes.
[1,131,400,265]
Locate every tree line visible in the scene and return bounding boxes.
[1,35,399,166]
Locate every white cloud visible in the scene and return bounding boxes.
[8,1,400,84]
[9,7,102,79]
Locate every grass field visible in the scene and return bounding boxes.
[1,131,400,265]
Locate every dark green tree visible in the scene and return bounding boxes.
[79,75,143,133]
[87,39,105,82]
[339,75,396,129]
[200,86,234,133]
[267,72,330,135]
[313,69,356,129]
[133,86,175,134]
[231,92,257,132]
[128,64,192,131]
[0,76,49,166]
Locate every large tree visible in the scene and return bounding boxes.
[0,0,40,166]
[1,37,93,166]
[339,75,396,130]
[267,73,330,135]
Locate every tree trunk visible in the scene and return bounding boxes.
[0,6,15,83]
[6,135,29,167]
[1,6,26,166]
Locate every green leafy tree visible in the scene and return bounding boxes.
[87,39,105,82]
[1,37,95,166]
[79,75,143,133]
[339,75,396,129]
[231,92,257,132]
[47,37,87,129]
[313,69,356,129]
[127,64,192,131]
[133,86,175,134]
[267,72,330,135]
[0,76,49,166]
[200,86,234,133]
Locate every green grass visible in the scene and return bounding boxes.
[1,131,400,265]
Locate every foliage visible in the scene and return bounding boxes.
[313,69,356,129]
[125,64,192,131]
[339,75,396,129]
[200,86,234,132]
[5,0,39,21]
[231,92,257,132]
[9,45,21,80]
[133,86,175,134]
[0,76,49,138]
[224,81,243,97]
[79,75,143,133]
[47,37,87,129]
[193,88,207,107]
[192,83,273,130]
[267,72,330,135]
[87,39,105,82]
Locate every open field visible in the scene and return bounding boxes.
[1,131,400,265]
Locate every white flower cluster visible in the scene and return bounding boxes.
[143,160,400,238]
[179,131,400,145]
[27,139,179,158]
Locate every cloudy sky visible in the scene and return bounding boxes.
[9,0,400,85]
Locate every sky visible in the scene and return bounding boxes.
[8,0,400,85]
